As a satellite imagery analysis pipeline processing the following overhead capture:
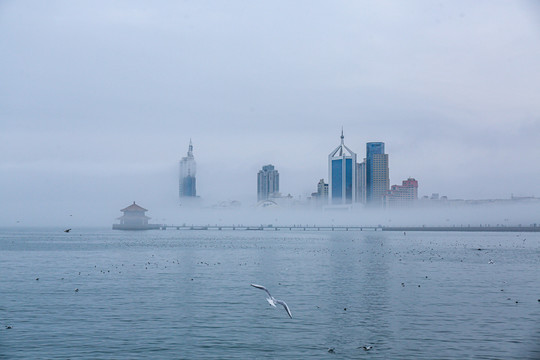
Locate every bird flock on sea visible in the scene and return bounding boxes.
[2,228,539,356]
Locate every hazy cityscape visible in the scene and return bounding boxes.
[1,1,540,359]
[164,132,539,231]
[114,132,540,230]
[180,132,540,210]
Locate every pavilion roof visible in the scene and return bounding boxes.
[120,202,148,212]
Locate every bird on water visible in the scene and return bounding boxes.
[251,283,292,318]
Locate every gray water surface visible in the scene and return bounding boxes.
[1,228,539,359]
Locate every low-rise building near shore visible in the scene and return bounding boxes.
[113,202,161,230]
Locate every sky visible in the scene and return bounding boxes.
[1,1,540,226]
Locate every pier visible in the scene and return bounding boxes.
[155,225,540,232]
[158,225,381,231]
[381,225,540,232]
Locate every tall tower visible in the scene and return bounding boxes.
[366,142,389,206]
[257,164,279,201]
[328,130,357,205]
[179,139,197,198]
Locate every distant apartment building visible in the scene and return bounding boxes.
[257,164,279,201]
[317,178,329,198]
[386,178,418,207]
[311,179,329,205]
[179,140,197,198]
[366,142,389,206]
[328,131,357,205]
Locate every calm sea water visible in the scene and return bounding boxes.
[0,228,539,359]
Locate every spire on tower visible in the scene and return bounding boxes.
[188,138,193,157]
[329,128,355,159]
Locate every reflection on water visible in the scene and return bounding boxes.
[0,228,539,359]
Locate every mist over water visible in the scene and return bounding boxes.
[5,196,540,229]
[159,202,540,229]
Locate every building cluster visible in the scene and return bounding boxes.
[113,136,535,230]
[178,133,418,208]
[311,131,418,207]
[256,131,418,208]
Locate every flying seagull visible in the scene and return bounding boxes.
[64,228,71,233]
[251,283,292,318]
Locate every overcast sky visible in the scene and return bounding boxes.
[1,1,540,226]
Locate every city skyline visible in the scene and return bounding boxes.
[174,128,539,208]
[252,131,417,208]
[181,131,400,206]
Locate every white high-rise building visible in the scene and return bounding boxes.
[257,164,279,201]
[179,139,197,198]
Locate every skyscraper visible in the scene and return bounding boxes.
[328,131,357,205]
[179,139,197,198]
[257,164,279,201]
[366,142,389,206]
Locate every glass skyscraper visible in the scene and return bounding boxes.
[328,131,357,205]
[179,140,197,198]
[366,142,389,205]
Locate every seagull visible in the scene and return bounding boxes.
[64,228,71,233]
[251,283,292,318]
[362,345,372,351]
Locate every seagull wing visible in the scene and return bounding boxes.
[275,299,292,318]
[251,283,273,298]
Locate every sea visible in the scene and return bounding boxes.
[1,228,539,359]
